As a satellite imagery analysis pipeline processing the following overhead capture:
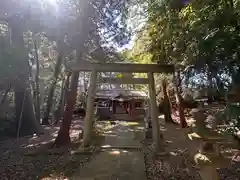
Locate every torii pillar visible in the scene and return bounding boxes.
[82,70,98,148]
[148,72,165,153]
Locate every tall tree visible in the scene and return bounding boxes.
[54,0,133,147]
[8,13,43,136]
[53,71,71,125]
[42,44,63,125]
[33,38,41,122]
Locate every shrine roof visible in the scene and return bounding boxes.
[95,89,148,99]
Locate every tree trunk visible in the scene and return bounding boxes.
[53,72,71,125]
[15,86,43,137]
[232,67,240,86]
[54,72,79,147]
[42,53,63,125]
[175,71,187,128]
[207,67,214,98]
[161,79,173,123]
[34,39,41,122]
[28,60,36,97]
[8,16,42,136]
[215,75,224,91]
[52,76,66,125]
[0,88,10,118]
[0,88,10,107]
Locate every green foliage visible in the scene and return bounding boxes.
[122,0,240,93]
[147,0,240,70]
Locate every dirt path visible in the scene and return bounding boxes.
[71,121,147,180]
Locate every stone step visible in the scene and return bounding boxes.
[113,114,144,120]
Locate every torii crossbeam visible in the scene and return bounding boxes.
[98,77,149,84]
[66,62,174,73]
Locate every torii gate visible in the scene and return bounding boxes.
[67,62,174,152]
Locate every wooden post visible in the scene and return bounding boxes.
[82,70,98,148]
[131,100,134,117]
[148,72,165,152]
[175,71,187,128]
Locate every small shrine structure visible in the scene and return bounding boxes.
[95,88,147,121]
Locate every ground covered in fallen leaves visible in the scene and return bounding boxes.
[142,123,202,180]
[0,117,239,180]
[143,144,202,180]
[143,123,240,180]
[0,119,89,180]
[217,161,240,180]
[0,148,93,180]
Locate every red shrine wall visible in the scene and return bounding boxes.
[96,98,146,121]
